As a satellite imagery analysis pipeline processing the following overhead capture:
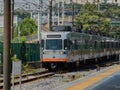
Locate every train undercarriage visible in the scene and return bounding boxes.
[42,54,119,71]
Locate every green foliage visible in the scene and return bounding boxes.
[100,4,120,18]
[11,55,19,62]
[21,36,26,43]
[14,18,37,38]
[75,2,110,33]
[109,26,120,39]
[80,3,97,15]
[12,36,26,43]
[22,64,35,74]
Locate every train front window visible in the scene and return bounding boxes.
[46,39,62,50]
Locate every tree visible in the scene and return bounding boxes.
[101,4,120,18]
[14,18,37,38]
[109,26,120,38]
[75,3,110,34]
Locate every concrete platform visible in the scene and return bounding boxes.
[66,65,120,90]
[85,71,120,90]
[53,65,120,90]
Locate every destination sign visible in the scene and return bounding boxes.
[47,35,61,38]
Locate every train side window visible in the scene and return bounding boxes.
[41,40,44,49]
[109,42,111,48]
[114,42,116,48]
[116,42,118,48]
[97,42,100,49]
[81,40,85,49]
[103,41,105,48]
[94,41,97,49]
[104,42,106,48]
[99,42,101,49]
[119,42,120,48]
[107,42,109,48]
[117,42,119,48]
[110,42,112,48]
[101,42,103,49]
[113,42,115,48]
[78,40,82,49]
[74,40,78,50]
[111,42,113,48]
[64,39,68,50]
[115,42,118,48]
[65,40,73,50]
[85,40,88,49]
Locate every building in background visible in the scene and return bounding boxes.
[0,15,18,28]
[55,0,120,4]
[55,0,93,4]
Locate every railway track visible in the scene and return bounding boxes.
[0,59,118,90]
[77,59,119,72]
[0,69,54,89]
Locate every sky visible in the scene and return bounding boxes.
[0,0,49,13]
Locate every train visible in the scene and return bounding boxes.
[41,26,120,70]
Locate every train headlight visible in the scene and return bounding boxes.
[54,51,62,54]
[59,51,63,54]
[58,51,66,54]
[44,51,51,54]
[44,51,48,54]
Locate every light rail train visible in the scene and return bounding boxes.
[41,26,120,70]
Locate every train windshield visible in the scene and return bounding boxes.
[46,39,62,50]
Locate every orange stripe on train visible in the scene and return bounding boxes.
[41,58,69,62]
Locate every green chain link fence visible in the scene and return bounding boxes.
[0,43,40,64]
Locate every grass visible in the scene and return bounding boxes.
[22,64,36,74]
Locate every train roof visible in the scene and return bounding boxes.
[41,31,70,34]
[41,31,119,42]
[101,36,119,42]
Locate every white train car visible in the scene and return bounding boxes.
[41,31,120,70]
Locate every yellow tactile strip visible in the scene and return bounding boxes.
[66,65,120,90]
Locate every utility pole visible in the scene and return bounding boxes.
[49,0,52,31]
[52,0,56,25]
[62,0,65,25]
[4,0,11,90]
[71,0,74,26]
[38,0,42,42]
[11,0,14,40]
[57,0,60,25]
[47,9,50,28]
[28,3,33,19]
